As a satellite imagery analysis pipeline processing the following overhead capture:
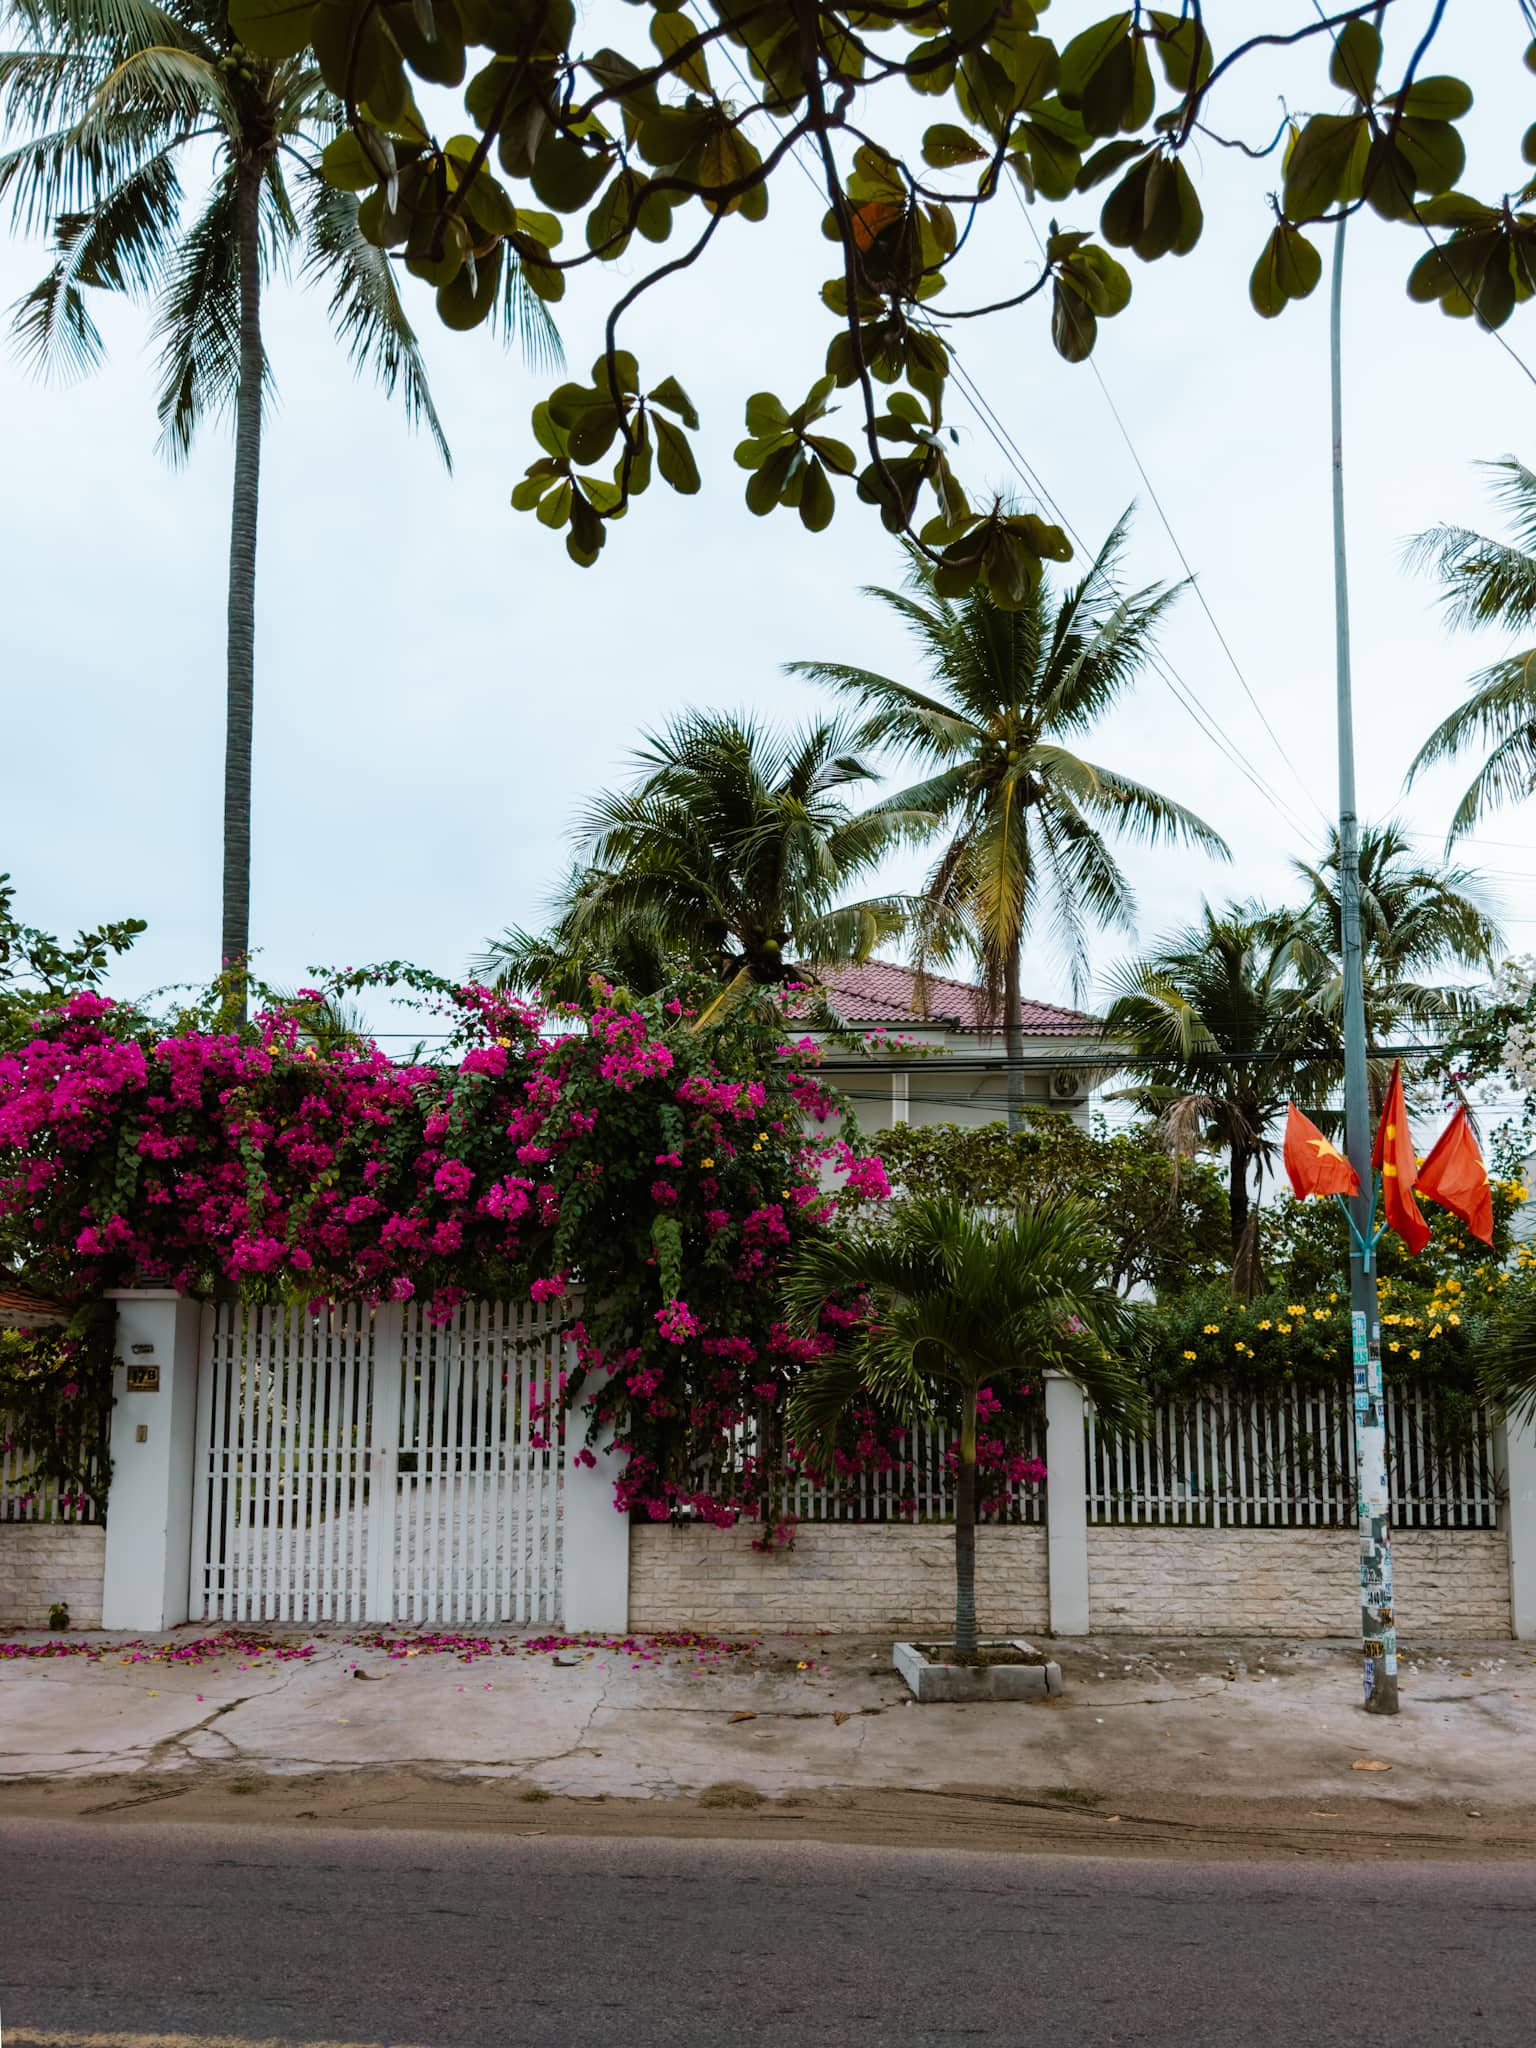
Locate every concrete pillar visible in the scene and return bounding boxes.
[1044,1371,1090,1635]
[1502,1407,1536,1640]
[101,1290,204,1632]
[563,1429,630,1632]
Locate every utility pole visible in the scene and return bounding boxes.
[1329,217,1399,1715]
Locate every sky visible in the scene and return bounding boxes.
[4,0,1536,1051]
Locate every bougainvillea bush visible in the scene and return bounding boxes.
[0,968,904,1531]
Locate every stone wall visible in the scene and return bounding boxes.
[630,1521,1049,1635]
[1086,1525,1511,1637]
[628,1521,1512,1638]
[0,1525,106,1629]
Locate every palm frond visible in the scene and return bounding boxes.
[302,175,449,467]
[151,165,260,461]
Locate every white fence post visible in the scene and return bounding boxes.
[1500,1408,1536,1639]
[365,1302,404,1624]
[562,1426,630,1632]
[102,1289,204,1632]
[1044,1371,1090,1636]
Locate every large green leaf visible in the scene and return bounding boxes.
[1329,18,1380,102]
[229,0,316,60]
[1249,222,1321,317]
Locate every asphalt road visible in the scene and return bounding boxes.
[3,1820,1535,2047]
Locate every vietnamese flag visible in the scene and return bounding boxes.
[1371,1061,1431,1256]
[1282,1103,1360,1199]
[1416,1105,1495,1246]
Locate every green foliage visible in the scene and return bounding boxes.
[0,874,144,1054]
[790,512,1226,1040]
[1408,458,1536,840]
[478,710,918,993]
[195,0,1512,602]
[0,1301,114,1518]
[1260,1181,1526,1301]
[877,1113,1228,1295]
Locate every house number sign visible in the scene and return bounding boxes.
[125,1363,161,1393]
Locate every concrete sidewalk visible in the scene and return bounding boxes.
[3,1624,1535,1818]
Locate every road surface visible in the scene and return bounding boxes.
[2,1820,1533,2046]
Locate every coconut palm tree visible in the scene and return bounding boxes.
[784,1194,1143,1656]
[1280,821,1502,1071]
[1407,457,1536,841]
[0,0,558,1012]
[790,512,1228,1125]
[1103,903,1335,1293]
[480,711,925,996]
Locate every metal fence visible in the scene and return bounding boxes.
[1086,1381,1501,1531]
[1,1406,109,1524]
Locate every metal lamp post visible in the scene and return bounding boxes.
[1328,216,1399,1715]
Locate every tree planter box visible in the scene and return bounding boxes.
[893,1639,1063,1703]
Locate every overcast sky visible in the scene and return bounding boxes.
[5,1,1535,1053]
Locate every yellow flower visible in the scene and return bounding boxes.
[1446,1279,1462,1295]
[496,1036,511,1048]
[1328,1291,1339,1303]
[1182,1350,1198,1361]
[702,1158,714,1168]
[1258,1319,1272,1330]
[1388,1341,1401,1353]
[1410,1349,1421,1360]
[1448,1312,1460,1326]
[1278,1323,1291,1334]
[1287,1304,1305,1317]
[1203,1323,1221,1334]
[1313,1309,1328,1321]
[1431,1324,1443,1339]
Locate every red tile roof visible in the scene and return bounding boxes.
[0,1282,70,1327]
[812,960,1093,1036]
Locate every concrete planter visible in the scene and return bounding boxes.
[893,1638,1064,1703]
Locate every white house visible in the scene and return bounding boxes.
[803,959,1106,1138]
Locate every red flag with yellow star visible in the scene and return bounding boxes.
[1371,1061,1431,1256]
[1282,1103,1360,1198]
[1416,1105,1495,1246]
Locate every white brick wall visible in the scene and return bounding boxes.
[0,1525,106,1629]
[630,1522,1049,1634]
[1086,1525,1511,1637]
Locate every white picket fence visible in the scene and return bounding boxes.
[191,1297,570,1625]
[0,1413,106,1524]
[776,1419,1046,1524]
[1087,1381,1501,1530]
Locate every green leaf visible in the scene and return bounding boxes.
[1006,35,1060,109]
[798,458,835,532]
[229,0,315,60]
[1398,76,1473,122]
[922,123,989,169]
[1392,117,1465,199]
[1329,19,1381,103]
[1052,277,1096,360]
[1147,9,1213,94]
[745,442,795,513]
[530,133,610,213]
[321,131,385,193]
[654,415,700,494]
[1282,113,1369,218]
[647,375,699,428]
[587,168,640,259]
[1249,221,1321,317]
[1077,138,1148,192]
[649,9,711,91]
[436,241,502,329]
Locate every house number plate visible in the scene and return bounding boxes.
[125,1363,160,1393]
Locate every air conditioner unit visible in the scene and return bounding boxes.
[1051,1067,1082,1100]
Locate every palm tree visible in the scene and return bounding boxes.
[480,711,924,996]
[790,512,1228,1125]
[784,1194,1143,1656]
[1103,903,1334,1293]
[1407,456,1536,840]
[1280,821,1502,1076]
[0,0,558,1011]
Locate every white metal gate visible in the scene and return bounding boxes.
[191,1298,569,1625]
